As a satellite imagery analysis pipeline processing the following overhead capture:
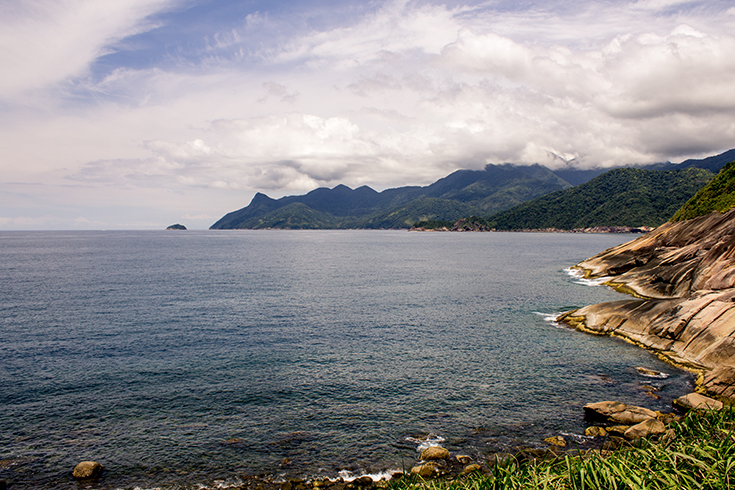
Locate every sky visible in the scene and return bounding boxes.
[1,0,734,230]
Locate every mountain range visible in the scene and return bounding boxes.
[210,149,735,230]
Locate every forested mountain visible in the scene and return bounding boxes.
[210,149,734,230]
[483,167,714,230]
[672,161,735,222]
[210,164,571,229]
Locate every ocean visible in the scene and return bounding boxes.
[0,230,694,489]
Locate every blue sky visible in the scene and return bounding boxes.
[1,0,734,229]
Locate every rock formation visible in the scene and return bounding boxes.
[72,461,103,479]
[559,208,735,399]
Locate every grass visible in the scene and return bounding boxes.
[390,407,735,490]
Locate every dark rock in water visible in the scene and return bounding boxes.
[455,455,472,464]
[73,461,103,479]
[166,223,187,230]
[352,476,374,486]
[543,436,566,447]
[584,426,607,438]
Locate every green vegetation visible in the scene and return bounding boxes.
[211,149,734,230]
[484,168,713,230]
[391,407,735,490]
[210,164,572,229]
[671,161,735,222]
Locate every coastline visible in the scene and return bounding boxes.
[555,209,735,402]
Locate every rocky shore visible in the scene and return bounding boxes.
[410,218,652,233]
[558,208,735,400]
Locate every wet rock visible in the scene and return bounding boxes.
[635,367,668,378]
[462,464,481,475]
[410,462,438,478]
[624,418,666,440]
[673,392,724,411]
[544,436,566,447]
[420,446,450,460]
[605,426,631,437]
[584,401,657,424]
[656,412,680,425]
[313,478,332,488]
[73,461,103,479]
[584,426,608,437]
[352,476,373,487]
[455,455,472,464]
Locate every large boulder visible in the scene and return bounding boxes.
[624,418,666,440]
[410,463,439,478]
[420,446,450,460]
[583,401,657,424]
[673,392,724,411]
[73,461,103,479]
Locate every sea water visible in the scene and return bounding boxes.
[0,230,694,489]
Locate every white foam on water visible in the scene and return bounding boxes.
[635,366,670,379]
[560,431,593,443]
[405,434,446,452]
[335,469,402,482]
[565,267,611,287]
[534,311,565,329]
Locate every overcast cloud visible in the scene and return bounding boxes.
[1,0,734,229]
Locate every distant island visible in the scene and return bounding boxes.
[210,149,735,231]
[166,224,187,230]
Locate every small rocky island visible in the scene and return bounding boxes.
[166,223,187,230]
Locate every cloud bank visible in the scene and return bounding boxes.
[1,0,734,229]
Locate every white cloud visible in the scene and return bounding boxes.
[0,0,180,103]
[2,0,735,229]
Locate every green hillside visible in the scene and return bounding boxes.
[671,161,735,221]
[484,167,714,230]
[211,164,572,229]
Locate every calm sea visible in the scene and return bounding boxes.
[0,230,693,489]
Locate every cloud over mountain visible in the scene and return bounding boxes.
[1,0,734,229]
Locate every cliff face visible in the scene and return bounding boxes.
[559,208,735,400]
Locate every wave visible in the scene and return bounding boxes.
[404,434,446,452]
[564,267,611,287]
[534,311,566,328]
